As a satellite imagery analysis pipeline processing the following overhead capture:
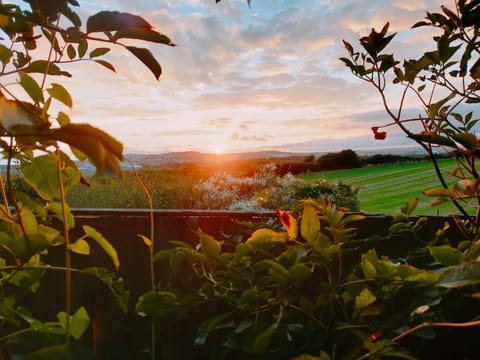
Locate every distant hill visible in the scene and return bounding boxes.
[124,151,317,167]
[124,146,427,167]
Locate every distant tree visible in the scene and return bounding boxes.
[316,149,362,171]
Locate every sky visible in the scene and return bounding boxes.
[37,0,449,154]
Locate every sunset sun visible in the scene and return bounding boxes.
[213,145,224,154]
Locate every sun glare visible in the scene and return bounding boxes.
[213,145,224,155]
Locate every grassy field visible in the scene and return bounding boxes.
[304,159,472,216]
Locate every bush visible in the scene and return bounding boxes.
[194,163,359,211]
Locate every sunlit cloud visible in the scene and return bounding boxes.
[39,0,451,154]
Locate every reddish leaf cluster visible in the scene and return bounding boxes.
[371,127,387,140]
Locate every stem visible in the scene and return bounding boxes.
[132,164,156,360]
[392,319,480,343]
[56,149,71,358]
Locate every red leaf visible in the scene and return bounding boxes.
[372,127,387,140]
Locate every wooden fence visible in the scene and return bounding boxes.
[21,209,463,359]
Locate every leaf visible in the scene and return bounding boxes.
[126,46,162,80]
[0,44,13,64]
[196,230,221,258]
[355,287,377,309]
[137,234,152,247]
[47,83,72,108]
[195,312,232,345]
[277,210,298,241]
[423,187,457,198]
[23,60,72,77]
[19,344,67,359]
[19,71,44,104]
[87,11,152,33]
[66,44,76,59]
[83,225,119,270]
[254,322,278,354]
[114,28,175,45]
[428,245,465,266]
[70,239,90,255]
[246,229,287,246]
[58,306,90,340]
[46,201,75,230]
[437,262,480,288]
[93,59,116,73]
[46,123,124,177]
[15,191,47,218]
[21,155,62,201]
[301,204,320,244]
[56,111,70,126]
[89,47,111,58]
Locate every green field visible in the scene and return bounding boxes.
[305,159,471,216]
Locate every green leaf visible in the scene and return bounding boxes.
[87,11,152,33]
[46,201,75,230]
[56,111,71,126]
[21,155,62,201]
[126,46,162,80]
[89,47,111,58]
[196,230,221,258]
[20,344,67,360]
[290,263,312,283]
[437,262,480,288]
[70,239,90,255]
[15,191,47,218]
[355,287,377,309]
[428,245,465,266]
[254,322,278,354]
[19,71,44,104]
[58,306,90,340]
[301,204,320,243]
[137,234,152,247]
[195,312,232,345]
[47,83,72,108]
[246,229,287,246]
[82,225,119,270]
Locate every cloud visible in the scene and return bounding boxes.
[52,0,450,153]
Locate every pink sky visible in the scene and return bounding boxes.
[15,0,449,154]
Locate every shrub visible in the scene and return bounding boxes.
[194,163,360,211]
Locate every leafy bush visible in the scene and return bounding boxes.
[195,163,360,211]
[137,198,480,359]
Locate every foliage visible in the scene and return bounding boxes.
[137,198,480,359]
[0,0,171,357]
[341,0,480,227]
[194,163,359,211]
[65,163,360,211]
[315,149,362,171]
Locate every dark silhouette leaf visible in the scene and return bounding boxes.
[87,11,152,33]
[126,46,162,80]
